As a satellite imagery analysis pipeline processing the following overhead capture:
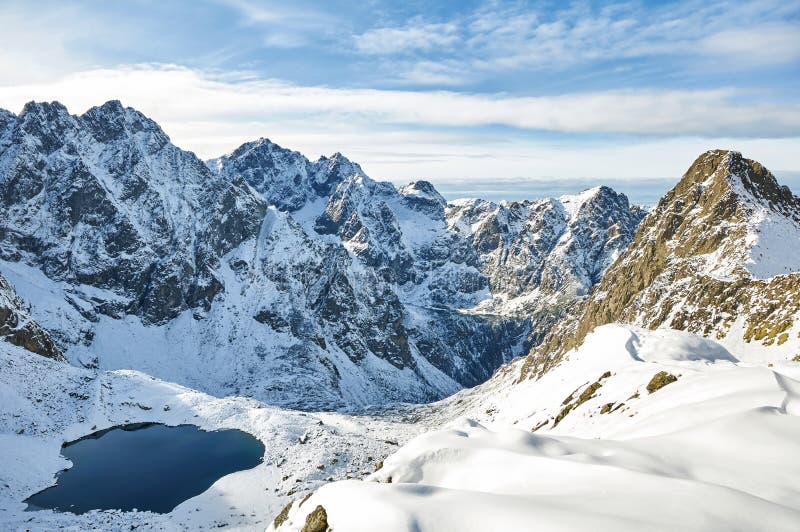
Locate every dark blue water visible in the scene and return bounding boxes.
[24,423,265,514]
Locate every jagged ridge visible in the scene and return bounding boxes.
[0,100,644,408]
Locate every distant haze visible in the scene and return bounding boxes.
[425,171,800,206]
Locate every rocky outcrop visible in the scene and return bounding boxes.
[301,505,329,532]
[522,150,800,378]
[0,272,63,360]
[208,138,361,212]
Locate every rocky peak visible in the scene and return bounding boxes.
[401,180,442,198]
[521,150,800,379]
[661,150,799,221]
[310,152,365,197]
[0,100,266,324]
[400,180,447,217]
[632,149,800,279]
[210,138,310,210]
[448,187,643,301]
[18,100,70,119]
[80,100,169,147]
[12,101,76,154]
[227,136,300,162]
[723,150,798,219]
[212,139,366,211]
[578,185,629,208]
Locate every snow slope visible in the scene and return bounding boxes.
[273,324,800,531]
[6,322,800,531]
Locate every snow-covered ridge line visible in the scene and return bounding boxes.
[0,99,644,408]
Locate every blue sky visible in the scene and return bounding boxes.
[0,0,798,202]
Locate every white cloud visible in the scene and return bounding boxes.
[3,65,799,138]
[219,0,344,49]
[0,64,797,183]
[0,3,114,84]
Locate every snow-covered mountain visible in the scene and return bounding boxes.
[3,115,800,531]
[447,187,644,345]
[271,151,800,532]
[0,101,643,409]
[522,149,800,378]
[0,100,266,324]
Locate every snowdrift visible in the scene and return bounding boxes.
[273,325,800,531]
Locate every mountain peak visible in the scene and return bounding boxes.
[13,101,77,154]
[16,101,73,129]
[400,180,444,200]
[557,184,633,222]
[80,100,168,144]
[317,151,362,174]
[95,99,125,114]
[227,136,298,160]
[638,149,800,279]
[676,149,800,220]
[522,150,800,379]
[399,180,447,217]
[18,100,70,119]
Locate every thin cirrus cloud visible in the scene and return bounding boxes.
[350,1,800,84]
[354,22,460,55]
[698,25,800,65]
[218,0,348,49]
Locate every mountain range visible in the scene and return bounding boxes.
[0,100,643,408]
[268,149,800,532]
[2,101,799,531]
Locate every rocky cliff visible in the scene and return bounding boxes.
[0,271,63,360]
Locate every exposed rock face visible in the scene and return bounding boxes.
[208,139,360,212]
[0,100,266,324]
[0,100,644,408]
[0,272,63,360]
[447,187,645,347]
[301,505,329,532]
[647,371,677,394]
[522,150,800,378]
